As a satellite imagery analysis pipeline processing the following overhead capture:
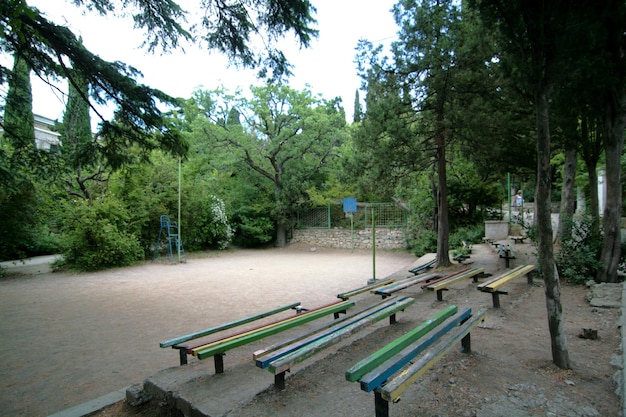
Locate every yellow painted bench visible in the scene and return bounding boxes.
[477,264,536,308]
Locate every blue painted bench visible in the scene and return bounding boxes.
[253,295,415,389]
[159,300,353,372]
[373,272,442,299]
[346,305,487,417]
[408,257,436,275]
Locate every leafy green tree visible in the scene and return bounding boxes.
[192,84,346,246]
[0,51,48,260]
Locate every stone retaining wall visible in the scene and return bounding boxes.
[291,228,407,250]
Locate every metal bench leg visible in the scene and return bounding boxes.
[461,332,472,353]
[374,391,390,417]
[492,292,501,309]
[214,353,225,374]
[389,313,397,325]
[275,371,287,390]
[178,348,188,365]
[436,289,447,302]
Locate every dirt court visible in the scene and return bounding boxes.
[1,243,622,417]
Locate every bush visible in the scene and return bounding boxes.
[409,229,438,258]
[555,216,603,284]
[56,198,143,271]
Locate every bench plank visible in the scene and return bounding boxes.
[345,305,459,383]
[477,264,535,292]
[192,300,354,360]
[268,297,416,375]
[337,278,396,300]
[159,302,301,348]
[426,268,483,292]
[408,258,436,275]
[379,308,488,403]
[254,297,408,368]
[374,272,441,297]
[357,308,473,392]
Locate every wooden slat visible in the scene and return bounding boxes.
[159,302,301,348]
[337,278,396,300]
[426,268,484,292]
[419,268,471,289]
[255,296,410,368]
[268,297,416,375]
[345,305,459,383]
[374,272,441,295]
[477,265,535,292]
[192,300,354,360]
[357,308,473,392]
[379,309,488,403]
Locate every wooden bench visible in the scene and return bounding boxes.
[477,264,536,308]
[337,277,397,300]
[408,257,436,275]
[373,272,442,298]
[345,305,487,417]
[160,300,354,372]
[509,235,527,244]
[254,295,415,389]
[424,267,485,301]
[498,243,516,267]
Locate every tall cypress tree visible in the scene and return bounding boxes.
[3,52,35,161]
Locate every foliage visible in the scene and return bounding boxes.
[408,229,437,258]
[555,216,603,284]
[183,191,233,250]
[56,198,143,271]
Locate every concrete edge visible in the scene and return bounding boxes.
[47,387,128,417]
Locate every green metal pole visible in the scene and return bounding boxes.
[178,157,182,264]
[372,206,376,281]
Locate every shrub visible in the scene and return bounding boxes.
[409,229,438,258]
[555,216,603,284]
[56,198,143,271]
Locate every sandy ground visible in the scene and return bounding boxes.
[91,242,622,417]
[0,245,417,417]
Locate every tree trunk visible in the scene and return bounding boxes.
[275,223,287,247]
[556,143,576,242]
[596,89,625,283]
[586,160,599,228]
[435,91,450,268]
[535,87,571,369]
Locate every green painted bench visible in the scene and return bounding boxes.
[346,305,487,417]
[424,267,486,301]
[253,295,415,389]
[160,300,353,372]
[477,264,536,308]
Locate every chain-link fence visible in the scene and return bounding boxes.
[296,203,407,229]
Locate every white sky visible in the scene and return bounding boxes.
[25,0,399,122]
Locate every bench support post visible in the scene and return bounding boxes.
[490,291,507,309]
[436,289,448,302]
[374,391,390,417]
[214,353,225,374]
[275,371,287,390]
[389,313,397,325]
[178,348,188,365]
[461,333,472,353]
